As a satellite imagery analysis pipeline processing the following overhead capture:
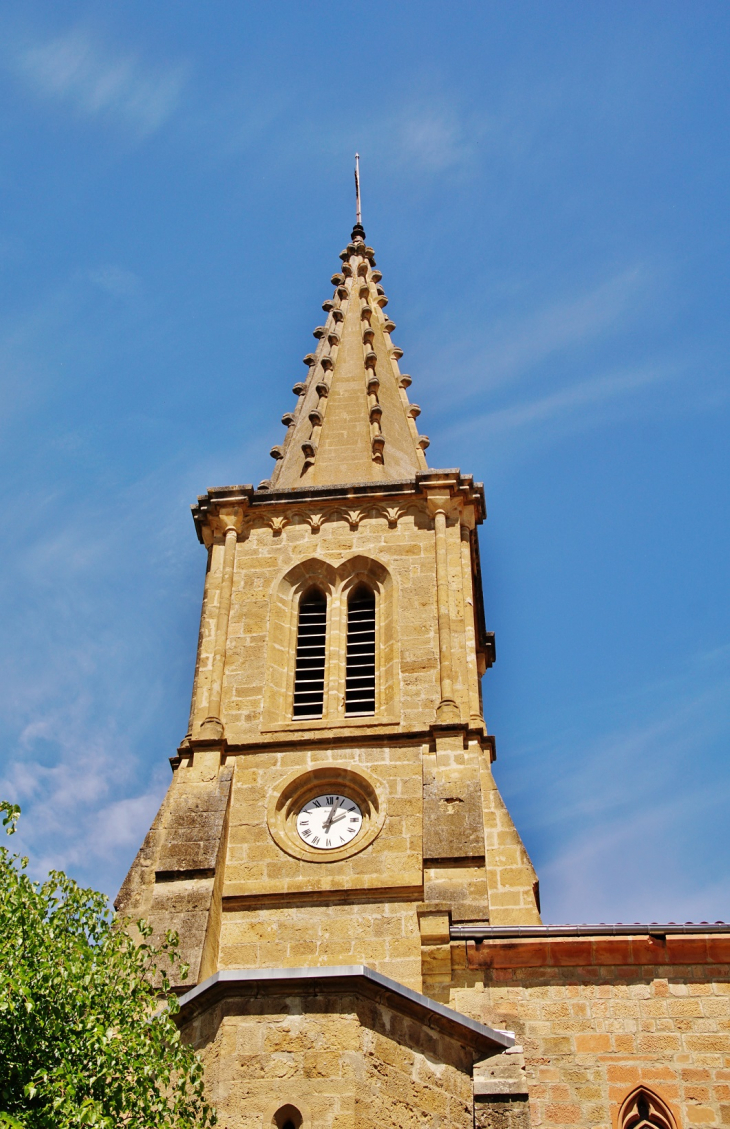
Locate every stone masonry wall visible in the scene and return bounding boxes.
[193,506,473,743]
[219,899,423,993]
[223,743,423,901]
[449,937,730,1128]
[220,740,425,989]
[217,739,539,987]
[181,990,475,1129]
[475,1096,531,1129]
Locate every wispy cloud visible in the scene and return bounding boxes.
[0,320,264,897]
[11,27,187,139]
[540,790,730,926]
[447,360,677,440]
[506,647,730,924]
[390,101,476,173]
[424,265,653,401]
[415,263,687,460]
[0,271,136,435]
[88,265,141,298]
[0,502,181,893]
[477,267,650,388]
[3,708,166,881]
[365,76,549,179]
[309,94,487,182]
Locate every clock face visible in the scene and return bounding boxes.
[296,793,363,850]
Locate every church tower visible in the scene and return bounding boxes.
[117,202,730,1129]
[116,210,542,1125]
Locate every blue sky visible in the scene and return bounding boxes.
[0,1,728,924]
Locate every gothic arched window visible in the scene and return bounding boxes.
[292,588,327,719]
[619,1087,677,1129]
[345,584,376,715]
[266,555,397,728]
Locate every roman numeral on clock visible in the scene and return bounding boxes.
[297,794,363,850]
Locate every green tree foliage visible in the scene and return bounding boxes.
[0,801,216,1128]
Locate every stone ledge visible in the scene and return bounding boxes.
[474,1079,529,1097]
[221,885,424,910]
[191,469,486,534]
[207,727,494,757]
[222,877,424,903]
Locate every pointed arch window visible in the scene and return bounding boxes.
[268,557,397,729]
[345,584,376,715]
[619,1088,676,1129]
[292,588,327,719]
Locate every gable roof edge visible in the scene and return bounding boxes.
[177,964,515,1054]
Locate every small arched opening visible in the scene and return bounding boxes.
[273,1104,303,1129]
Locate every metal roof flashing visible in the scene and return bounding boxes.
[177,965,514,1055]
[451,922,730,940]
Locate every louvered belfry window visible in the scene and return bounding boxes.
[292,588,327,719]
[345,585,376,715]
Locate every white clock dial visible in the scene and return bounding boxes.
[296,793,363,850]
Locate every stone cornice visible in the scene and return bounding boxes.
[191,484,254,544]
[190,470,486,544]
[172,728,496,768]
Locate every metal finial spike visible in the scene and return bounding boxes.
[354,153,362,226]
[351,154,366,244]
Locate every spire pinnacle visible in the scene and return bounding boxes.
[266,173,430,491]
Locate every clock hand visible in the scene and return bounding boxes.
[327,810,348,825]
[323,798,341,832]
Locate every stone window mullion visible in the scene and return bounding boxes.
[327,588,345,721]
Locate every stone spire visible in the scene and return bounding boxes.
[265,223,430,490]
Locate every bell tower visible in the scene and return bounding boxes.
[117,203,542,1127]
